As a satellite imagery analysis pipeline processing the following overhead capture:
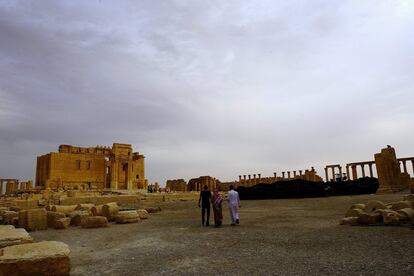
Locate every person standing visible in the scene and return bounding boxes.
[211,188,223,227]
[227,185,241,226]
[198,185,211,226]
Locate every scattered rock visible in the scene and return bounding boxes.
[115,211,140,224]
[0,241,71,276]
[102,202,119,221]
[363,200,387,213]
[81,216,108,228]
[145,207,161,213]
[0,225,33,249]
[389,201,413,211]
[136,209,149,219]
[54,218,71,229]
[339,217,358,225]
[357,212,382,225]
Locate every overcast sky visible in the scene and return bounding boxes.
[0,0,413,185]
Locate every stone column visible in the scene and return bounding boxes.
[402,161,408,173]
[293,171,297,178]
[346,165,350,180]
[253,174,256,185]
[412,160,414,175]
[248,175,251,186]
[331,167,335,182]
[243,175,246,185]
[352,165,357,180]
[282,172,285,179]
[299,170,302,176]
[258,174,261,183]
[361,164,366,177]
[368,164,374,177]
[239,175,242,184]
[287,171,291,179]
[325,168,329,182]
[338,166,342,180]
[0,181,3,195]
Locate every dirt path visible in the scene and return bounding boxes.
[31,193,413,275]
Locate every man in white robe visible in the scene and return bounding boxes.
[227,185,241,225]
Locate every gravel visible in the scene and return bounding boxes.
[31,193,414,275]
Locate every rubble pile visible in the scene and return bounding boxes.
[340,194,414,226]
[0,201,160,232]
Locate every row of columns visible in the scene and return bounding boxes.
[398,158,414,174]
[238,169,309,185]
[0,180,33,195]
[325,162,376,182]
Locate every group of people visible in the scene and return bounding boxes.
[198,185,241,227]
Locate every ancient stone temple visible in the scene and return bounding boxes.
[187,176,217,191]
[166,179,187,192]
[35,143,148,190]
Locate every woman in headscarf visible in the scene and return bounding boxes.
[211,188,223,227]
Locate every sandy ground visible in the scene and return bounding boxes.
[31,193,413,275]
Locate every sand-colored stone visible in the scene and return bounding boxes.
[166,179,187,192]
[11,199,38,210]
[51,205,78,215]
[357,212,382,225]
[36,143,147,190]
[102,202,119,221]
[0,225,33,249]
[68,210,90,226]
[350,203,366,210]
[47,211,66,228]
[91,204,104,216]
[363,200,387,213]
[54,218,71,229]
[136,209,149,219]
[389,201,413,211]
[115,211,140,224]
[397,208,414,222]
[374,146,411,192]
[80,216,108,228]
[145,206,161,213]
[75,203,95,211]
[18,209,47,231]
[345,208,364,218]
[2,211,18,225]
[0,241,70,276]
[188,176,217,192]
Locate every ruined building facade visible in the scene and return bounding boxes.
[35,143,148,190]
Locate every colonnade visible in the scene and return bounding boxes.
[398,158,414,175]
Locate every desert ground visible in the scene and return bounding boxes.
[31,193,413,275]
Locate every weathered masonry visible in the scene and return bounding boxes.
[35,143,148,190]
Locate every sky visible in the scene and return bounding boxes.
[0,0,413,185]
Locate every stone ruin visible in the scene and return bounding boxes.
[340,194,414,226]
[324,146,414,193]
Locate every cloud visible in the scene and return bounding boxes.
[0,0,413,184]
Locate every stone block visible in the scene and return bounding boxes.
[345,208,363,218]
[51,205,77,215]
[68,210,90,226]
[363,200,387,213]
[390,201,413,211]
[54,218,71,229]
[80,216,108,228]
[102,202,119,221]
[145,206,161,213]
[136,209,149,219]
[91,204,103,216]
[115,211,140,224]
[357,212,382,225]
[18,209,47,231]
[397,208,414,222]
[0,241,70,276]
[11,199,38,210]
[47,211,66,228]
[0,225,33,249]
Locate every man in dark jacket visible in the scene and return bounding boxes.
[198,185,211,226]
